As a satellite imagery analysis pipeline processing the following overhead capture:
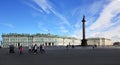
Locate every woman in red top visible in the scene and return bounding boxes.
[19,46,22,54]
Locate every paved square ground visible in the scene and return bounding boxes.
[0,46,120,65]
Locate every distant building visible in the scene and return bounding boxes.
[1,33,112,47]
[1,33,80,47]
[87,38,112,46]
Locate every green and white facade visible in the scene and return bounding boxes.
[1,33,81,47]
[1,33,112,47]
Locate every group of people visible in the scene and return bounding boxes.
[92,44,97,49]
[28,44,45,54]
[9,44,45,54]
[66,45,75,49]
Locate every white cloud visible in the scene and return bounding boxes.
[34,0,51,14]
[71,20,82,39]
[38,22,44,28]
[71,0,120,42]
[50,9,70,26]
[24,0,120,42]
[26,0,70,26]
[71,1,105,39]
[89,0,120,31]
[25,0,71,34]
[23,1,43,13]
[0,23,14,28]
[71,29,82,39]
[37,22,48,33]
[87,0,120,42]
[60,26,68,33]
[103,25,120,41]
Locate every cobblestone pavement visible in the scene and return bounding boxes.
[0,46,120,65]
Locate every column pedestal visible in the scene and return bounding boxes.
[81,39,87,46]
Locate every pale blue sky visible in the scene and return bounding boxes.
[0,0,120,42]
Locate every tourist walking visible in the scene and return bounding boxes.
[39,45,45,53]
[9,45,15,53]
[92,45,95,49]
[72,45,74,48]
[19,46,22,54]
[66,45,69,51]
[92,44,97,49]
[32,45,35,53]
[34,44,38,54]
[28,45,32,53]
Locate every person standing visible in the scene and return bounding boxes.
[28,45,32,53]
[9,45,15,53]
[34,44,38,54]
[32,45,35,53]
[66,45,69,51]
[19,46,22,54]
[72,45,74,48]
[39,45,45,53]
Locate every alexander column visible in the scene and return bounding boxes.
[81,16,87,46]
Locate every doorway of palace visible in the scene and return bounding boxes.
[44,42,54,46]
[18,43,20,47]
